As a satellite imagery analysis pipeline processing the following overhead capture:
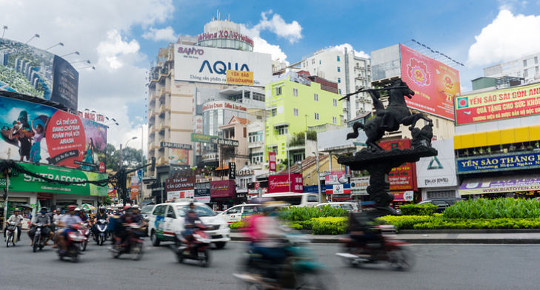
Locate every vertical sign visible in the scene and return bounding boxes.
[229,162,236,180]
[268,152,276,172]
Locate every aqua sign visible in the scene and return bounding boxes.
[456,152,540,174]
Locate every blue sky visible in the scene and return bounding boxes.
[2,0,540,150]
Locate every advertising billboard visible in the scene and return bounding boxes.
[0,95,107,171]
[194,182,211,203]
[456,151,540,174]
[455,82,540,125]
[174,44,272,86]
[168,148,189,165]
[268,174,303,193]
[379,139,417,191]
[0,39,79,111]
[400,44,460,120]
[416,139,457,187]
[210,180,235,198]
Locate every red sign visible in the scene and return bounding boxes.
[268,152,276,172]
[210,180,235,198]
[108,189,117,198]
[455,82,540,125]
[166,176,195,192]
[379,139,417,191]
[325,171,346,185]
[268,174,303,193]
[46,110,86,168]
[400,44,460,120]
[130,184,139,200]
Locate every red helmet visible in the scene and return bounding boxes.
[123,205,131,211]
[67,205,77,211]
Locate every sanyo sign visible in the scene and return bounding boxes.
[174,44,271,86]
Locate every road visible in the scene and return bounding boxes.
[1,234,540,290]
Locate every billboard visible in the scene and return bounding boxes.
[455,82,540,125]
[268,174,303,193]
[400,44,460,120]
[174,44,272,86]
[456,151,540,174]
[210,180,235,198]
[194,182,211,203]
[0,39,79,111]
[379,139,417,191]
[416,139,457,187]
[168,148,189,165]
[0,95,107,171]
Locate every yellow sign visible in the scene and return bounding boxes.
[226,70,254,85]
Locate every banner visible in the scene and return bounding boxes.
[459,175,540,195]
[0,95,107,171]
[456,151,540,174]
[194,182,211,203]
[400,44,460,120]
[268,174,303,193]
[130,184,139,201]
[210,180,235,198]
[455,82,540,125]
[268,152,276,172]
[379,139,417,191]
[416,139,458,187]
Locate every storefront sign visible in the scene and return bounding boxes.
[160,142,192,150]
[194,182,211,203]
[325,171,347,185]
[416,139,457,187]
[268,174,303,193]
[166,176,195,192]
[268,152,276,172]
[379,139,417,191]
[455,82,540,125]
[210,180,235,198]
[350,176,370,196]
[393,191,414,202]
[459,175,540,195]
[202,101,247,112]
[226,70,254,85]
[457,152,540,174]
[167,190,194,200]
[325,184,351,194]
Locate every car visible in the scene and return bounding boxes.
[315,202,360,212]
[218,203,263,224]
[141,204,156,220]
[147,201,230,249]
[418,199,458,212]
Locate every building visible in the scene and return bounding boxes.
[370,44,460,141]
[483,52,540,84]
[265,72,343,166]
[146,14,272,203]
[453,81,540,199]
[296,45,372,122]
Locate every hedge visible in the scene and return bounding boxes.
[413,218,540,230]
[399,203,438,216]
[443,198,540,219]
[279,205,348,222]
[376,215,437,231]
[310,217,348,235]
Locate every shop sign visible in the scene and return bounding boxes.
[459,175,540,195]
[226,70,254,86]
[268,152,276,172]
[194,182,211,203]
[325,171,347,185]
[379,139,417,191]
[268,174,303,193]
[210,180,235,198]
[457,152,540,174]
[393,191,414,202]
[165,176,195,192]
[416,139,457,187]
[160,142,192,150]
[167,190,194,201]
[350,176,370,196]
[325,184,351,195]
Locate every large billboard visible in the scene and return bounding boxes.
[416,139,457,187]
[455,82,540,125]
[174,44,272,86]
[0,95,107,172]
[268,174,303,193]
[400,44,460,120]
[379,139,417,191]
[0,39,79,111]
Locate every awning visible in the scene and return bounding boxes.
[215,165,229,171]
[459,175,540,195]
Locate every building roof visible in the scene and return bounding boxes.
[277,154,329,174]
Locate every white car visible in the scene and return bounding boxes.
[147,202,230,249]
[315,202,360,212]
[218,204,263,224]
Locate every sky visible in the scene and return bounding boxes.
[2,0,540,153]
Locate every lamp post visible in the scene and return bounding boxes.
[45,42,64,51]
[312,151,322,203]
[61,51,80,58]
[25,33,40,44]
[119,136,138,169]
[2,26,7,38]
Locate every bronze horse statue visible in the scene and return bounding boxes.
[347,79,431,151]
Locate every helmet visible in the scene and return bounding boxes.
[74,207,81,212]
[67,205,77,211]
[14,208,20,212]
[40,207,48,213]
[132,205,139,209]
[123,205,131,211]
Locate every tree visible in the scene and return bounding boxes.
[104,144,145,172]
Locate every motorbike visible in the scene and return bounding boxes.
[336,224,415,271]
[234,233,334,290]
[5,221,18,247]
[95,219,108,246]
[58,224,86,263]
[172,224,211,267]
[79,222,90,251]
[110,223,144,260]
[32,223,48,252]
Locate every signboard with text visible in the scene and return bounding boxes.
[226,70,254,85]
[194,182,211,203]
[210,180,235,198]
[456,151,540,174]
[416,139,457,187]
[268,174,303,193]
[379,139,417,191]
[268,152,276,172]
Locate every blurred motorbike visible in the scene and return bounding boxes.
[58,224,86,263]
[95,219,108,246]
[79,222,90,251]
[5,221,18,247]
[110,223,144,260]
[172,223,211,267]
[32,223,47,252]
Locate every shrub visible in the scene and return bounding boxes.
[376,215,435,231]
[413,218,540,230]
[443,198,540,219]
[399,204,438,216]
[310,217,348,235]
[279,206,348,222]
[289,223,303,230]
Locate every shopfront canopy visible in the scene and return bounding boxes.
[459,175,540,195]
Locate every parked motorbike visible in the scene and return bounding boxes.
[172,224,211,267]
[336,224,415,271]
[110,223,144,260]
[79,223,90,251]
[58,225,86,263]
[234,233,334,289]
[95,219,108,246]
[5,221,18,247]
[32,223,47,252]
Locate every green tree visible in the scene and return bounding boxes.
[104,144,145,171]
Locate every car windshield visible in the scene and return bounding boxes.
[176,205,215,217]
[141,206,154,214]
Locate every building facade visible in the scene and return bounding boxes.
[483,52,540,84]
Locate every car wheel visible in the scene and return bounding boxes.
[150,231,160,247]
[214,242,226,249]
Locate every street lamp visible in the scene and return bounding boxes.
[25,33,40,44]
[119,136,138,169]
[45,42,64,51]
[61,51,80,58]
[2,26,8,38]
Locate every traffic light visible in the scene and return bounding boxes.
[151,157,156,171]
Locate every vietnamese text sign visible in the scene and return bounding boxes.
[161,142,192,150]
[268,152,276,172]
[457,152,540,174]
[379,139,417,191]
[401,44,460,120]
[210,180,235,198]
[268,174,303,193]
[195,182,211,203]
[455,82,540,125]
[459,176,540,195]
[350,176,370,196]
[166,176,195,192]
[226,70,254,85]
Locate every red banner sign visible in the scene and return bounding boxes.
[166,176,195,192]
[379,139,417,191]
[268,174,303,193]
[400,44,460,120]
[210,180,235,198]
[268,152,276,172]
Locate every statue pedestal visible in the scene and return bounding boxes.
[338,145,437,216]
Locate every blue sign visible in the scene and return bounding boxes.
[303,185,319,193]
[456,152,540,174]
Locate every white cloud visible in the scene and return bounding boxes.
[142,26,177,42]
[254,11,303,44]
[97,30,142,70]
[468,9,540,67]
[331,43,370,59]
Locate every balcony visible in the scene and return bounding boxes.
[248,141,264,149]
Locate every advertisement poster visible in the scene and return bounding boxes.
[0,95,107,171]
[400,44,460,120]
[459,175,540,195]
[194,182,211,203]
[416,139,457,187]
[268,152,276,172]
[268,174,303,193]
[0,39,79,111]
[210,180,235,198]
[455,82,540,125]
[168,148,189,165]
[379,139,417,191]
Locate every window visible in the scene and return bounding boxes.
[153,205,166,216]
[339,89,341,94]
[312,59,315,64]
[251,152,263,164]
[166,206,176,218]
[333,99,337,106]
[314,112,320,120]
[226,207,240,214]
[278,126,288,135]
[332,116,337,124]
[272,108,277,117]
[536,57,538,64]
[275,86,282,95]
[249,131,263,143]
[293,88,298,96]
[524,69,528,78]
[314,94,319,101]
[523,59,528,67]
[338,78,341,83]
[319,60,322,65]
[293,108,299,116]
[337,67,341,72]
[337,56,341,62]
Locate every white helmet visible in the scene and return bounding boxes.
[74,208,81,212]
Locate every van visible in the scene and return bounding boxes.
[261,192,320,207]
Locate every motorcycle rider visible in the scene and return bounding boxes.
[182,202,204,248]
[77,208,89,223]
[55,205,83,253]
[28,207,53,246]
[114,205,137,247]
[92,207,108,239]
[4,208,23,242]
[347,211,384,256]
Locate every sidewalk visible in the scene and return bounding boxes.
[230,231,540,244]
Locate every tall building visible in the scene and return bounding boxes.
[146,15,272,203]
[265,71,343,165]
[484,52,540,84]
[296,45,371,123]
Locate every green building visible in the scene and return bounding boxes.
[265,72,343,164]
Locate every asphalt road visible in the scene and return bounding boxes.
[1,234,540,290]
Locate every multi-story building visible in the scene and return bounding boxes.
[146,15,272,203]
[296,46,371,123]
[265,71,343,166]
[483,52,540,84]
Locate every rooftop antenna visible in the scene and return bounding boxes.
[217,10,220,20]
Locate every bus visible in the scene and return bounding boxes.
[261,192,320,207]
